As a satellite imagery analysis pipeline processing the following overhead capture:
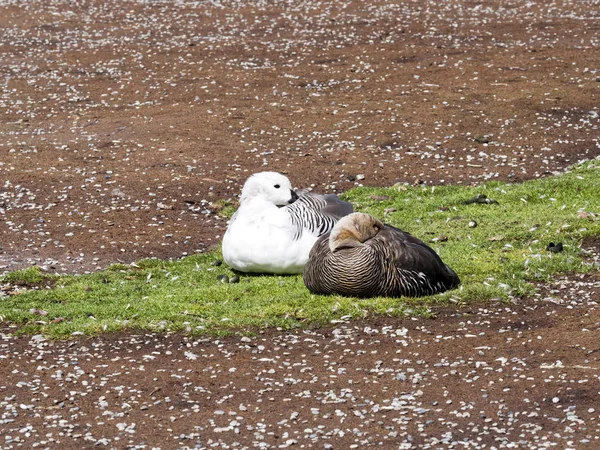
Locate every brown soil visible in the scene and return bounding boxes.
[1,1,599,448]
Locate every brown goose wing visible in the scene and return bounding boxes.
[370,225,460,289]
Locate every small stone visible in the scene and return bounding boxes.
[211,259,223,266]
[30,334,46,344]
[217,274,229,283]
[546,242,563,253]
[229,275,240,283]
[578,211,591,219]
[463,194,499,205]
[468,220,477,228]
[370,195,389,201]
[184,351,198,360]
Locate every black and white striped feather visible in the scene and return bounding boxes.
[286,193,354,240]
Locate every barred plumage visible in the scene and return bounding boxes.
[303,212,460,298]
[222,172,353,274]
[287,193,353,240]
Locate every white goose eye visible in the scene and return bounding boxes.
[274,184,280,189]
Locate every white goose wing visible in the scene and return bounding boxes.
[284,192,354,240]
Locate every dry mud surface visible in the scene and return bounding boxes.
[1,0,600,448]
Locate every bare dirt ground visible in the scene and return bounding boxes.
[1,0,600,448]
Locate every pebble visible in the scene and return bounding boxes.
[29,335,46,344]
[1,292,600,448]
[217,274,229,283]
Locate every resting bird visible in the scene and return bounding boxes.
[303,212,460,297]
[222,171,353,274]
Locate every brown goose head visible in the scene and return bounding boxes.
[328,212,384,253]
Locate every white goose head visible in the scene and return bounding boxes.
[328,212,384,253]
[240,171,298,206]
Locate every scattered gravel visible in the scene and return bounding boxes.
[1,0,599,273]
[1,282,599,448]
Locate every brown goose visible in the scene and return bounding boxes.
[303,212,460,298]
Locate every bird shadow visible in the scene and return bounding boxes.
[230,269,300,279]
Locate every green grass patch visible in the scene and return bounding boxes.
[1,159,599,338]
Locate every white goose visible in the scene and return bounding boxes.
[222,171,353,274]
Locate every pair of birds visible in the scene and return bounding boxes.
[222,171,460,298]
